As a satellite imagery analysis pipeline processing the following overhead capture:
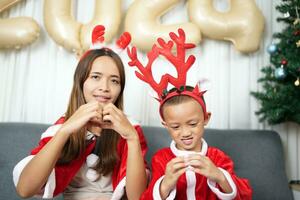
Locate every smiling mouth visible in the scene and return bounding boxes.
[94,95,111,103]
[181,138,193,145]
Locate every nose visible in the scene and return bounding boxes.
[181,126,192,137]
[98,78,109,92]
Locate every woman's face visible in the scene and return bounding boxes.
[83,56,121,105]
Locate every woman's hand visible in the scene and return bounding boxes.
[160,156,187,198]
[101,103,138,141]
[59,101,103,136]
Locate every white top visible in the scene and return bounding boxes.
[63,162,113,200]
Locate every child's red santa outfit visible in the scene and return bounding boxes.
[142,140,251,200]
[127,28,252,199]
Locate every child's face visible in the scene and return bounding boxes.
[83,56,121,105]
[162,99,210,152]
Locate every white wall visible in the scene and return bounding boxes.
[0,0,299,185]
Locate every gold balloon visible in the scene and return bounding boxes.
[0,0,40,49]
[188,0,264,53]
[44,0,82,53]
[125,0,201,52]
[44,0,121,55]
[0,18,40,49]
[0,0,22,12]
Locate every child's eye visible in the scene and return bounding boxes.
[171,126,179,130]
[189,122,198,127]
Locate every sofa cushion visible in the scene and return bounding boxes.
[0,122,62,200]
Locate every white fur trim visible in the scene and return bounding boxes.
[13,155,56,198]
[153,176,176,200]
[186,170,196,200]
[111,177,126,200]
[170,138,208,157]
[13,155,34,187]
[42,170,56,198]
[86,154,99,168]
[40,124,62,139]
[86,168,100,182]
[207,168,237,200]
[170,139,208,199]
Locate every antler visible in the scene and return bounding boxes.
[155,28,196,88]
[127,45,170,97]
[127,28,197,98]
[116,32,131,49]
[92,25,105,46]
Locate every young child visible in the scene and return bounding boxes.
[13,25,148,200]
[127,28,252,199]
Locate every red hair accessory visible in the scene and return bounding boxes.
[127,28,207,119]
[81,25,131,60]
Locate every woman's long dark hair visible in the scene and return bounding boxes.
[59,48,125,176]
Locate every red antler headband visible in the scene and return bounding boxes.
[127,28,207,119]
[81,25,131,60]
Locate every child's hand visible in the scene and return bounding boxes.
[160,157,187,198]
[59,101,103,136]
[100,103,138,141]
[186,154,225,183]
[187,154,233,193]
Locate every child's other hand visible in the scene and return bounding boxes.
[160,157,187,198]
[186,154,225,183]
[59,101,103,136]
[101,103,138,141]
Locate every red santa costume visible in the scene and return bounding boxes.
[140,139,252,200]
[13,117,148,199]
[13,25,148,200]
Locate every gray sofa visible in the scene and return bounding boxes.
[0,122,293,200]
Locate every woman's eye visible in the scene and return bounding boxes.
[91,75,100,80]
[111,79,120,84]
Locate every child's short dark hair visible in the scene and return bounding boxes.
[161,86,206,118]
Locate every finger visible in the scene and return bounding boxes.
[188,159,204,169]
[170,156,186,164]
[103,103,122,117]
[171,162,188,172]
[174,167,189,178]
[102,114,114,124]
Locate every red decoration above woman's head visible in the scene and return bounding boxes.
[127,28,208,119]
[80,25,131,60]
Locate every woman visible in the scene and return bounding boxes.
[13,28,148,200]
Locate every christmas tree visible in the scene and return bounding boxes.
[251,0,300,125]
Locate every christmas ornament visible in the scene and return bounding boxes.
[294,18,300,25]
[293,30,300,36]
[283,12,290,18]
[267,44,277,54]
[296,40,300,48]
[295,77,300,86]
[281,59,288,65]
[274,67,287,80]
